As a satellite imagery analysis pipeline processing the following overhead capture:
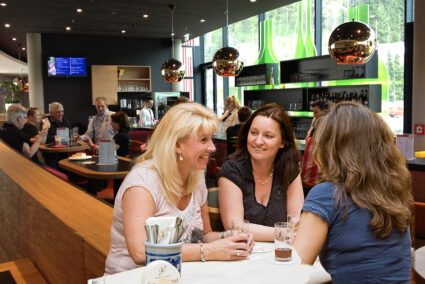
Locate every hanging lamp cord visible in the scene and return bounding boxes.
[170,4,175,58]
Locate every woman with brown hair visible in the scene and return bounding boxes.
[219,103,304,241]
[293,102,413,283]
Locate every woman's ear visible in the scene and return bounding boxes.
[175,142,182,155]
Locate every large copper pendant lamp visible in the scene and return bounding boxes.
[212,0,243,77]
[161,4,185,82]
[328,20,376,64]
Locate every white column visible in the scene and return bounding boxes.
[172,39,183,92]
[26,33,44,113]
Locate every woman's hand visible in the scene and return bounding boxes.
[204,233,251,261]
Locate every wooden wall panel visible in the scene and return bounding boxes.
[0,142,113,283]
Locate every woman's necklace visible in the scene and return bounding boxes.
[253,171,274,185]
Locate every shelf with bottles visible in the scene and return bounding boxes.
[306,84,381,112]
[279,53,378,84]
[244,84,381,113]
[235,63,279,87]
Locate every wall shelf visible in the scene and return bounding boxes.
[280,53,378,83]
[91,65,151,105]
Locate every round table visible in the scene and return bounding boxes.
[38,142,89,153]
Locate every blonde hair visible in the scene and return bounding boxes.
[225,96,241,110]
[137,102,219,206]
[314,102,413,239]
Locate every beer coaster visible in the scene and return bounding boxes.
[269,258,300,265]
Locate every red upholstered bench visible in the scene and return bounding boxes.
[42,165,69,181]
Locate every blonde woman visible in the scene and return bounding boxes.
[219,96,241,131]
[294,102,413,283]
[105,102,254,275]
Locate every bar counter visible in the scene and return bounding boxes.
[0,141,112,284]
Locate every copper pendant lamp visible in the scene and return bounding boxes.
[212,0,243,77]
[328,20,376,64]
[161,4,185,83]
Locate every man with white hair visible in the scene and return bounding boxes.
[0,105,44,159]
[46,101,72,144]
[80,97,115,148]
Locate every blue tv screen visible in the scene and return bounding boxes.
[47,56,87,77]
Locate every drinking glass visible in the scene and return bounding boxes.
[54,135,62,146]
[274,222,292,261]
[287,213,300,243]
[231,219,249,236]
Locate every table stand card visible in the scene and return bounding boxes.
[396,134,414,161]
[56,128,70,146]
[98,140,117,165]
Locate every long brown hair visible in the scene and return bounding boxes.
[313,102,413,239]
[232,103,300,192]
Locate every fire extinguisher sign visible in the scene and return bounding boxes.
[414,124,425,135]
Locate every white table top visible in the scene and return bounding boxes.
[414,246,425,280]
[88,242,331,284]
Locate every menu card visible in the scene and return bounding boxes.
[396,134,414,160]
[56,128,70,146]
[98,140,117,165]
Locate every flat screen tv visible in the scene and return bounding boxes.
[47,56,87,77]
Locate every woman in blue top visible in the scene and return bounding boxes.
[293,102,413,283]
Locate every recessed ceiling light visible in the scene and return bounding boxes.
[76,8,83,13]
[200,19,205,23]
[111,11,117,15]
[66,26,71,31]
[4,23,10,28]
[143,14,149,18]
[121,30,126,34]
[250,0,256,2]
[12,37,16,41]
[0,3,7,7]
[171,32,175,36]
[22,47,25,50]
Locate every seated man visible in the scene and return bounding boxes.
[46,102,72,144]
[44,102,72,168]
[0,104,44,159]
[80,96,115,149]
[226,106,252,155]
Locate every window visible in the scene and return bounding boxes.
[228,15,259,66]
[322,0,405,134]
[204,28,222,63]
[182,37,200,100]
[265,2,300,61]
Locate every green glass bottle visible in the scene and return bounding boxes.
[294,1,308,88]
[304,0,317,87]
[252,19,279,90]
[295,1,308,59]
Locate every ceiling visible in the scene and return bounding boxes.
[0,0,297,65]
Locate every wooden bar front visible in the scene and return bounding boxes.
[0,141,113,284]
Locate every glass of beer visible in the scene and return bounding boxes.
[274,222,292,261]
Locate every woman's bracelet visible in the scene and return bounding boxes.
[200,242,206,262]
